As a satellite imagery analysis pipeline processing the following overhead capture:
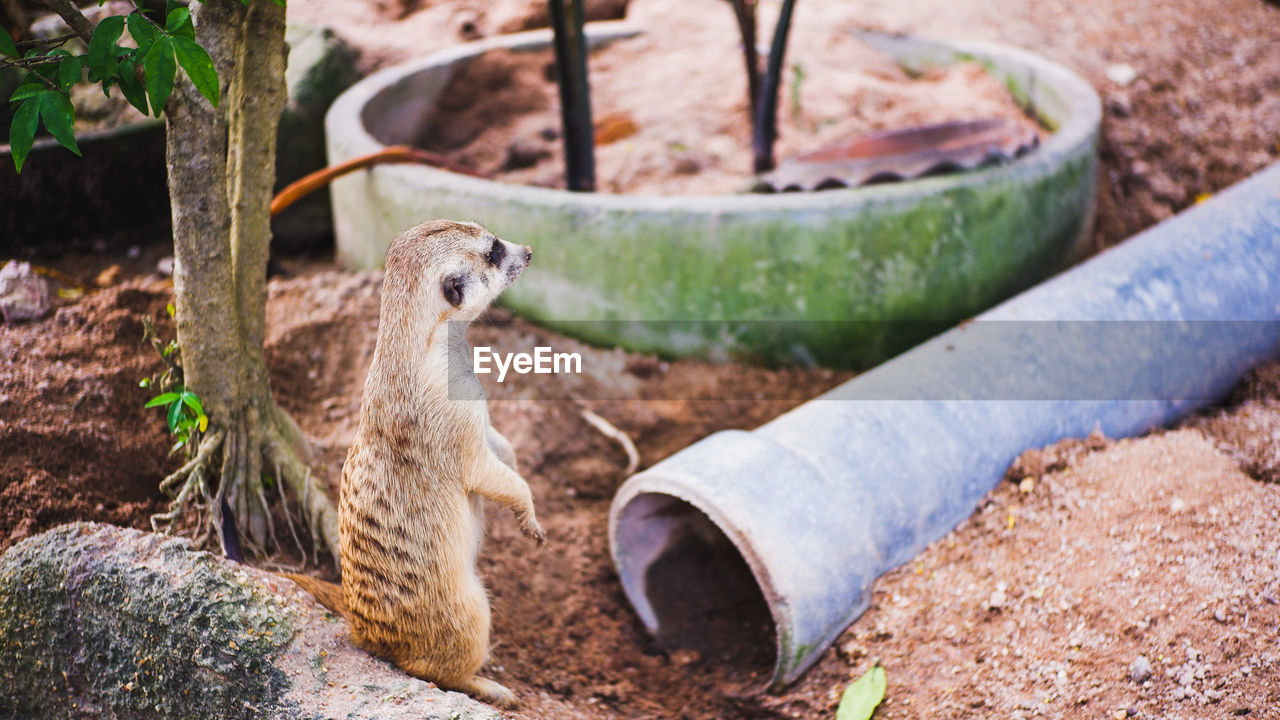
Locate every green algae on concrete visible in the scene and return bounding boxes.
[326,26,1100,368]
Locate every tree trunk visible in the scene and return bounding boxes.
[160,0,339,565]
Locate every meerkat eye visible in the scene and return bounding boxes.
[485,238,505,267]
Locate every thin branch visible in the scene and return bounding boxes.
[752,0,797,173]
[548,0,595,191]
[0,57,61,89]
[35,0,94,45]
[729,0,760,119]
[580,408,641,475]
[16,33,77,48]
[2,54,64,67]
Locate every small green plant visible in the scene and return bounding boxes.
[145,386,208,454]
[836,662,887,720]
[139,303,206,456]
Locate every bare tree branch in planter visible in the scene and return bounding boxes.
[728,0,760,134]
[548,0,595,191]
[729,0,798,172]
[2,0,341,566]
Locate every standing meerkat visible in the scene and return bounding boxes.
[292,219,544,707]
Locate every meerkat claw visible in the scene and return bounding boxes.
[521,516,547,545]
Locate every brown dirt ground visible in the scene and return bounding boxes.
[4,269,1279,720]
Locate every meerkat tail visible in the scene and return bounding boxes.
[283,573,349,616]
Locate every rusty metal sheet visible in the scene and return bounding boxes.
[756,118,1039,192]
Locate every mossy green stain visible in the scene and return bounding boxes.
[491,143,1094,368]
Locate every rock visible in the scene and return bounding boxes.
[1107,92,1132,117]
[1105,63,1138,88]
[273,23,363,251]
[1128,655,1152,683]
[987,581,1009,609]
[0,523,502,719]
[502,137,552,171]
[669,648,701,666]
[0,261,52,322]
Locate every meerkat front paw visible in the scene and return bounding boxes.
[518,513,546,545]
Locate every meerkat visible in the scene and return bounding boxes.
[290,219,544,707]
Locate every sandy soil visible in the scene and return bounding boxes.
[415,0,1041,196]
[288,0,1279,248]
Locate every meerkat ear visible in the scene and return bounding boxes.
[442,273,467,307]
[442,274,466,307]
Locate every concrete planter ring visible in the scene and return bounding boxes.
[325,24,1101,368]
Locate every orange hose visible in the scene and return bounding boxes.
[270,146,487,218]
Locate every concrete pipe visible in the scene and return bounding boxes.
[609,162,1280,688]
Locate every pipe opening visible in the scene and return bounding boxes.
[614,492,776,679]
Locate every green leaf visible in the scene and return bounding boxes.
[165,7,194,39]
[9,81,46,103]
[836,664,887,720]
[126,12,157,51]
[116,57,149,114]
[143,35,175,117]
[58,55,84,90]
[37,91,80,156]
[0,26,17,58]
[173,36,218,107]
[87,15,125,78]
[166,398,183,432]
[146,392,182,408]
[180,391,203,417]
[8,98,38,172]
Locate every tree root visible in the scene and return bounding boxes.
[150,402,340,570]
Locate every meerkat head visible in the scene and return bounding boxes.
[384,219,532,323]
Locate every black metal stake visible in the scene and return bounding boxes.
[752,0,796,173]
[549,0,596,192]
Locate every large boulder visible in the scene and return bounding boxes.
[0,522,501,719]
